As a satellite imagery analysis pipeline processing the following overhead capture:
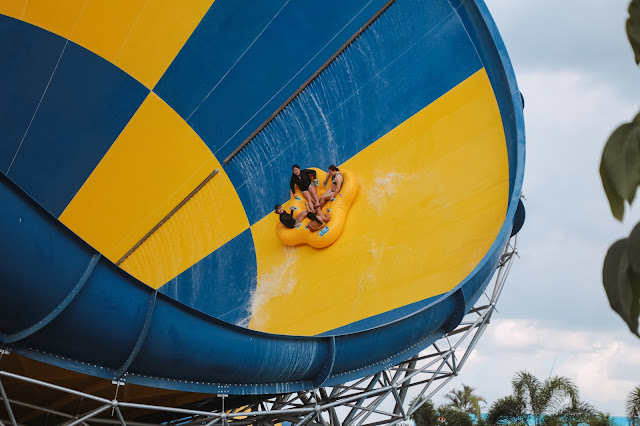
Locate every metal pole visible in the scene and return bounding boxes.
[353,393,395,426]
[292,411,315,426]
[319,388,339,426]
[343,373,381,424]
[0,379,17,426]
[118,402,222,418]
[0,395,73,421]
[0,372,110,405]
[114,407,127,426]
[64,405,110,426]
[394,357,417,415]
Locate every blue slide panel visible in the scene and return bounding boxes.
[128,297,332,391]
[155,0,389,156]
[187,0,392,159]
[226,0,482,224]
[0,172,95,336]
[451,0,525,311]
[5,24,148,217]
[330,293,460,376]
[154,0,289,117]
[159,229,257,326]
[0,16,66,174]
[19,264,153,371]
[456,0,524,197]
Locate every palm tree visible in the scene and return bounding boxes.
[545,401,597,426]
[587,412,616,426]
[444,384,486,420]
[511,371,579,426]
[409,397,438,426]
[438,404,474,426]
[627,386,640,426]
[486,395,528,426]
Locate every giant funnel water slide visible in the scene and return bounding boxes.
[0,0,524,398]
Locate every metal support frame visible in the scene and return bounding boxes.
[0,236,518,426]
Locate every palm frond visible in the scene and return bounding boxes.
[627,386,640,426]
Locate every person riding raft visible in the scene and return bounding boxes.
[290,164,320,209]
[306,205,330,232]
[274,204,306,229]
[319,165,343,208]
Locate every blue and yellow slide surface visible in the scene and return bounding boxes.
[0,0,525,394]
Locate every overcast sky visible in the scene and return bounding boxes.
[424,0,640,417]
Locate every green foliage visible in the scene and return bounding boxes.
[411,398,439,426]
[627,386,640,426]
[541,415,564,426]
[602,225,640,336]
[627,0,640,64]
[486,395,528,426]
[600,1,640,338]
[587,412,617,426]
[414,376,616,426]
[543,409,614,426]
[511,371,579,426]
[599,114,640,221]
[410,397,478,426]
[445,384,487,419]
[547,401,597,426]
[437,405,474,426]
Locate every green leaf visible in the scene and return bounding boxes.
[628,0,640,65]
[628,222,640,276]
[600,120,640,220]
[603,238,640,336]
[628,224,640,336]
[629,114,640,203]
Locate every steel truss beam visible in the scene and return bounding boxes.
[0,236,518,426]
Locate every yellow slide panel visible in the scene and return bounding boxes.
[60,92,222,265]
[0,0,85,37]
[0,0,214,89]
[0,1,24,22]
[118,164,249,289]
[249,69,509,336]
[110,0,214,89]
[69,0,153,64]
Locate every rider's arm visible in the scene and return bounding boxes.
[290,176,296,195]
[304,169,317,180]
[334,175,344,195]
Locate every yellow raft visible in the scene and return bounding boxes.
[276,168,358,248]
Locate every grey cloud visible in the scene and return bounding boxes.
[485,0,640,102]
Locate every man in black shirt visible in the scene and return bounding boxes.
[290,164,320,209]
[274,204,305,229]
